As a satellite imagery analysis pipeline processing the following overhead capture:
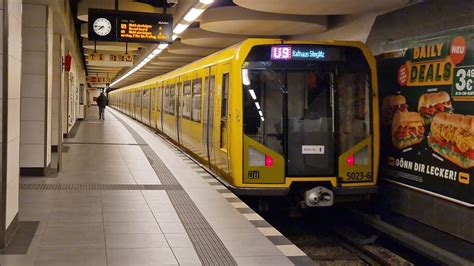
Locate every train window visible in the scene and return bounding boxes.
[164,87,170,113]
[157,87,161,111]
[169,85,176,115]
[221,73,229,119]
[183,82,192,119]
[151,87,156,111]
[192,78,202,122]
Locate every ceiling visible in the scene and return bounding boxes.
[72,0,413,89]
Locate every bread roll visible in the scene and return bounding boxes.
[418,91,450,109]
[432,112,474,136]
[391,111,423,134]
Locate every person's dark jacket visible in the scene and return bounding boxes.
[96,94,108,108]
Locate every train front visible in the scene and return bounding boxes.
[240,41,379,207]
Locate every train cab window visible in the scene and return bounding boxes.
[183,82,192,119]
[192,79,202,122]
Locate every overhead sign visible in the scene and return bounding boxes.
[88,9,173,43]
[86,53,134,67]
[377,26,473,205]
[87,76,111,83]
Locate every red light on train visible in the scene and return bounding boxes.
[346,155,355,167]
[265,155,273,167]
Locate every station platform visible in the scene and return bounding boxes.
[0,107,312,266]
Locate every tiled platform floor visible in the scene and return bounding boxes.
[0,107,311,266]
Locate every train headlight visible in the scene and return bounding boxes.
[248,147,273,167]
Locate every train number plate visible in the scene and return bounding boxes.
[344,172,372,182]
[248,171,260,179]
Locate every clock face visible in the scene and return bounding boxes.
[93,18,112,36]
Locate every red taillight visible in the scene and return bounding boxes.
[346,155,355,167]
[265,155,273,167]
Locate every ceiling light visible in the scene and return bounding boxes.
[184,8,205,22]
[200,0,214,4]
[152,49,162,55]
[158,43,169,49]
[172,34,178,41]
[255,102,260,110]
[173,23,189,34]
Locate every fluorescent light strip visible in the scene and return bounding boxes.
[255,102,260,110]
[249,89,257,100]
[200,0,214,4]
[184,8,205,22]
[173,23,189,34]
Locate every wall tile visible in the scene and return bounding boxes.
[0,10,3,53]
[20,143,44,167]
[22,50,45,75]
[6,136,19,184]
[7,98,19,142]
[51,128,58,145]
[21,97,45,121]
[5,176,19,229]
[22,26,46,52]
[8,56,21,99]
[21,74,45,98]
[8,0,22,21]
[20,120,44,145]
[8,14,22,61]
[22,4,46,28]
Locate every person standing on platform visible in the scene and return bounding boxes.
[96,92,109,120]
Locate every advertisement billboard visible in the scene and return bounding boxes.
[377,26,473,205]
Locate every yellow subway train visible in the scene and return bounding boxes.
[109,39,380,206]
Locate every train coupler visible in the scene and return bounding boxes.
[305,186,334,207]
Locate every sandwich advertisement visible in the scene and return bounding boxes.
[377,26,473,205]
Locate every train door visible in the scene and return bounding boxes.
[159,84,163,132]
[213,63,230,174]
[202,66,216,167]
[285,70,336,176]
[176,81,182,145]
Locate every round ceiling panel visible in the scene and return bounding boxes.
[167,41,219,56]
[233,0,409,15]
[180,28,244,48]
[200,6,326,36]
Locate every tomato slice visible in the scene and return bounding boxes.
[465,150,474,160]
[435,103,445,112]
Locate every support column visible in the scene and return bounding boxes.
[0,0,22,248]
[20,4,53,176]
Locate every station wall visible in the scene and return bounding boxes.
[366,0,473,243]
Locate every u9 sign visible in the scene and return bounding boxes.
[271,46,292,60]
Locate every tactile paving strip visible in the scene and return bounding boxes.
[111,112,237,266]
[20,184,181,191]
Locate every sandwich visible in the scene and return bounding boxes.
[391,111,425,149]
[418,91,453,125]
[428,113,474,169]
[382,95,408,126]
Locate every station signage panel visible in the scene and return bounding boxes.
[88,9,173,43]
[377,26,473,205]
[86,53,134,67]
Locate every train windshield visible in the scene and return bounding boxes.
[243,45,372,177]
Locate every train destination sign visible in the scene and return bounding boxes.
[88,9,173,43]
[270,45,343,61]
